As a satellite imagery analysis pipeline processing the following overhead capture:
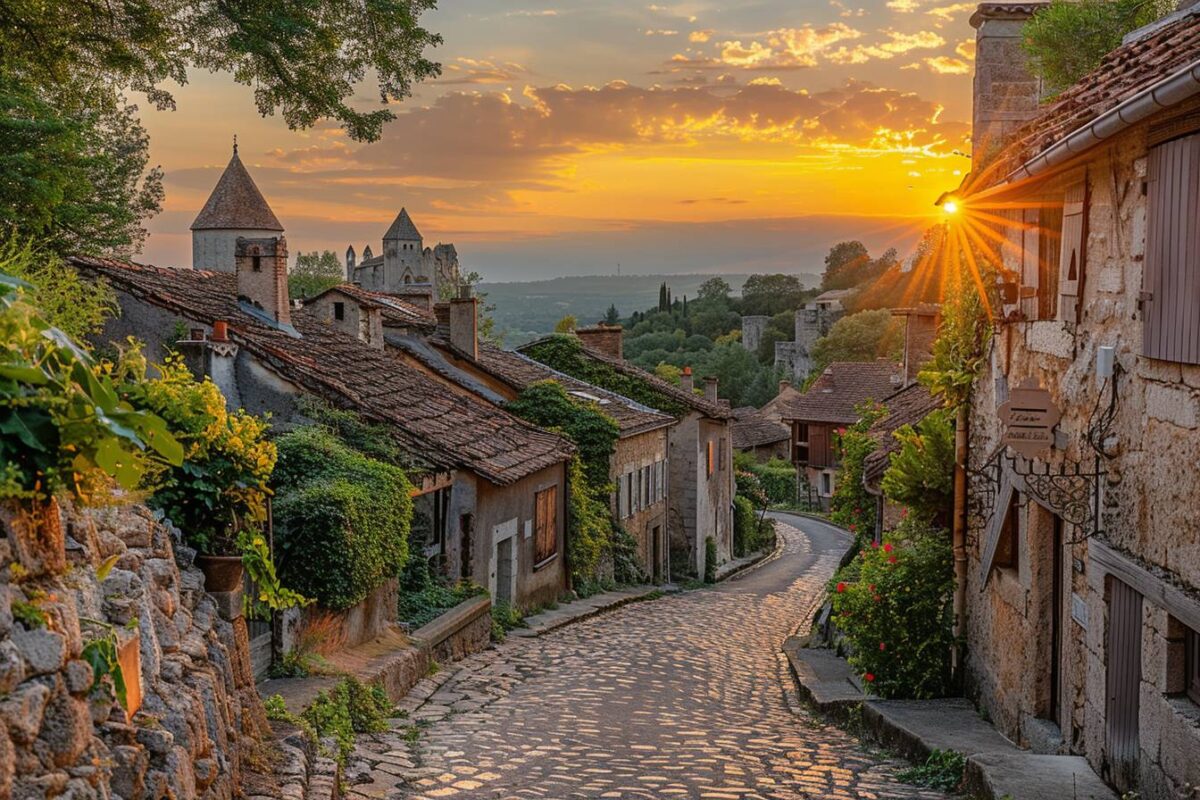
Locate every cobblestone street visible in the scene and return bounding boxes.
[347,516,948,800]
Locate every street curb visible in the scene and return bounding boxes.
[714,530,785,583]
[516,585,680,638]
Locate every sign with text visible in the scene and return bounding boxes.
[998,377,1061,459]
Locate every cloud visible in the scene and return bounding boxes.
[506,9,558,17]
[670,23,864,70]
[887,0,923,11]
[646,29,679,36]
[955,39,976,60]
[688,29,714,42]
[927,2,976,21]
[921,55,970,74]
[825,29,946,64]
[438,58,531,86]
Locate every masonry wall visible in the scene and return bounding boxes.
[965,120,1200,798]
[192,229,282,273]
[611,428,670,581]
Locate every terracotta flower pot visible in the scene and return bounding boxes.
[194,554,245,593]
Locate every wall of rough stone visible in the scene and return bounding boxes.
[0,499,273,799]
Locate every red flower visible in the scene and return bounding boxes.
[864,673,876,683]
[888,555,898,564]
[879,642,886,651]
[854,507,862,515]
[849,523,857,532]
[900,507,909,518]
[873,594,882,602]
[883,543,893,553]
[871,541,880,549]
[836,582,846,593]
[869,584,875,592]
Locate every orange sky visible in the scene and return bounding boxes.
[137,1,978,281]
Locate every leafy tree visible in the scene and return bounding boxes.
[696,277,731,305]
[460,271,502,345]
[881,408,955,526]
[739,274,810,316]
[554,315,578,333]
[604,304,620,325]
[810,309,904,373]
[0,236,117,341]
[756,310,795,365]
[289,250,344,300]
[694,342,762,408]
[653,363,682,385]
[822,241,870,290]
[1022,0,1173,97]
[0,76,163,255]
[0,0,443,143]
[829,403,885,541]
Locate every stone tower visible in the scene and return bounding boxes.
[190,141,284,272]
[345,245,356,278]
[383,208,424,288]
[969,3,1045,169]
[741,316,769,354]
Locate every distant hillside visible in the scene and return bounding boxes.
[484,272,821,346]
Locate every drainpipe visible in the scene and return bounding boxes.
[952,403,969,681]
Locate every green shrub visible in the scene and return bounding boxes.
[301,677,391,766]
[397,581,486,629]
[829,403,883,544]
[881,408,955,525]
[828,519,954,699]
[733,496,757,557]
[704,536,717,583]
[755,459,797,505]
[610,525,647,586]
[896,748,965,791]
[506,380,619,490]
[490,601,525,641]
[274,426,412,610]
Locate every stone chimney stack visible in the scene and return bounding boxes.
[235,236,290,326]
[448,294,479,360]
[895,305,941,387]
[779,379,792,395]
[576,323,624,360]
[703,376,719,403]
[969,3,1046,169]
[680,366,694,393]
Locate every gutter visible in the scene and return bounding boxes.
[1006,57,1200,183]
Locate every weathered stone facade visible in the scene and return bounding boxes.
[611,428,671,582]
[774,303,845,383]
[0,500,273,799]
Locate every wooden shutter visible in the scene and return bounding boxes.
[809,424,828,468]
[1057,181,1087,323]
[535,486,557,563]
[1020,208,1041,320]
[1105,578,1143,792]
[706,441,714,476]
[1143,133,1200,364]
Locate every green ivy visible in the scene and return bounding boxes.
[521,335,689,417]
[880,408,955,525]
[506,380,619,490]
[829,403,884,544]
[273,426,413,611]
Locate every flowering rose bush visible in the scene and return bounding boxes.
[829,402,883,545]
[828,518,955,699]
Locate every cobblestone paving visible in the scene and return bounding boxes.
[347,517,947,800]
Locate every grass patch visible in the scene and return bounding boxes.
[896,748,965,792]
[490,601,527,642]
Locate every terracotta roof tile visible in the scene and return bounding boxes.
[69,256,572,485]
[861,383,944,486]
[732,410,789,449]
[190,152,283,232]
[305,284,436,329]
[779,361,902,425]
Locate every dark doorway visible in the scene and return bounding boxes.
[652,525,662,583]
[1049,514,1063,725]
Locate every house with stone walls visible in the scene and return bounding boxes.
[732,379,807,464]
[773,290,852,382]
[367,302,678,583]
[517,325,737,581]
[779,361,903,510]
[346,208,460,306]
[953,3,1200,797]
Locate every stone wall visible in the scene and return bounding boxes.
[0,499,275,799]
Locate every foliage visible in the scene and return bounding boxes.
[0,75,163,255]
[554,315,577,333]
[733,496,774,558]
[740,274,813,316]
[1022,0,1173,97]
[0,0,442,144]
[697,277,732,304]
[522,335,689,417]
[507,381,619,489]
[896,749,965,791]
[880,408,955,525]
[289,250,344,300]
[566,456,617,594]
[268,612,345,678]
[12,599,48,629]
[810,310,904,375]
[828,519,955,699]
[0,278,182,505]
[397,581,487,629]
[490,601,526,641]
[604,304,620,324]
[611,525,647,586]
[0,237,118,341]
[273,426,412,610]
[829,404,884,544]
[80,628,129,710]
[918,286,992,409]
[747,458,798,506]
[457,271,501,345]
[704,536,717,583]
[120,349,274,554]
[295,396,405,465]
[239,530,312,619]
[301,678,392,766]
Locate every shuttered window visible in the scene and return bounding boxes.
[1019,206,1065,321]
[534,486,557,563]
[1142,133,1200,364]
[1057,181,1087,323]
[706,441,714,477]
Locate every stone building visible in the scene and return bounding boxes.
[741,315,769,354]
[956,4,1200,797]
[773,290,851,381]
[348,209,460,303]
[190,143,285,272]
[518,327,737,580]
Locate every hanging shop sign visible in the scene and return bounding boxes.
[998,377,1061,459]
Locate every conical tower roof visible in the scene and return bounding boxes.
[383,208,422,241]
[191,146,283,232]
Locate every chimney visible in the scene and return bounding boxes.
[434,302,450,336]
[778,379,791,394]
[680,366,694,392]
[576,323,623,360]
[895,305,941,387]
[703,376,718,403]
[235,236,290,327]
[969,3,1045,169]
[448,296,479,360]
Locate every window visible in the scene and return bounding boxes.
[1142,132,1200,364]
[1056,181,1086,323]
[718,438,726,472]
[706,441,715,477]
[251,255,262,272]
[994,491,1020,571]
[1187,626,1200,706]
[820,471,833,496]
[794,423,810,464]
[334,302,345,321]
[534,486,558,563]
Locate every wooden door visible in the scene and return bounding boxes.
[1105,577,1143,792]
[1049,515,1063,725]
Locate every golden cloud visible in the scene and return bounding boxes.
[826,29,945,64]
[439,58,531,86]
[923,55,970,74]
[689,29,714,42]
[927,2,977,21]
[671,23,864,70]
[955,39,976,59]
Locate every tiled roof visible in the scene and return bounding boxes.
[434,337,675,437]
[190,151,284,232]
[306,285,436,329]
[69,256,573,485]
[731,410,789,449]
[993,8,1200,179]
[861,383,944,487]
[384,209,422,241]
[517,336,734,421]
[779,361,902,425]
